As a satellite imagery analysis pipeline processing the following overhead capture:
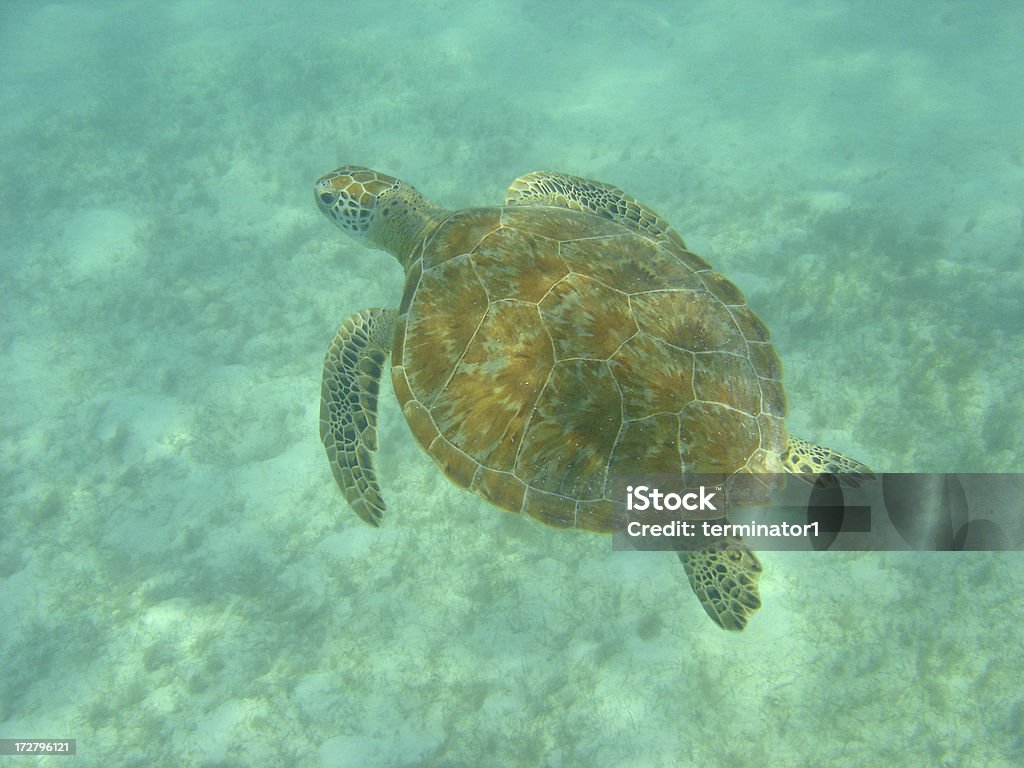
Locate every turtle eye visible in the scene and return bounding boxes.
[319,192,336,205]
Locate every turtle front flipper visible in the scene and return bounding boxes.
[783,435,876,488]
[320,308,397,526]
[678,538,763,631]
[505,171,688,251]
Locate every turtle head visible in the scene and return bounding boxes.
[315,165,442,266]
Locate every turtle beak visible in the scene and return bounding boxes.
[315,174,340,207]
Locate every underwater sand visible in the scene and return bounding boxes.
[1,1,1022,765]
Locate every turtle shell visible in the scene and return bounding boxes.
[389,205,787,532]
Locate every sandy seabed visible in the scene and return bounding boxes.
[1,2,1022,765]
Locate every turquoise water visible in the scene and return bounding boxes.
[1,1,1022,765]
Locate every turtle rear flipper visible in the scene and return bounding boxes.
[783,435,876,488]
[678,538,763,631]
[320,308,397,526]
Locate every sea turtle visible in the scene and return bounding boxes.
[315,166,874,630]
